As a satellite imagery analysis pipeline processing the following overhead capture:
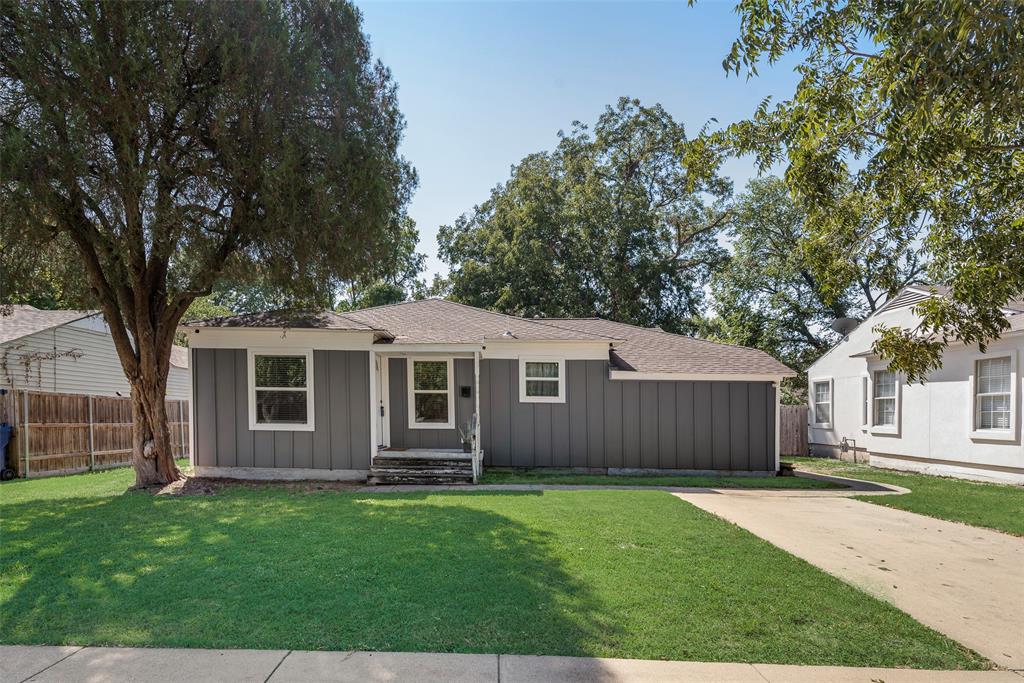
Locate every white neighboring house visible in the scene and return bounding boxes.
[806,285,1024,484]
[0,306,189,400]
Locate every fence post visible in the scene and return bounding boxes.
[22,391,29,478]
[88,395,96,471]
[178,400,186,459]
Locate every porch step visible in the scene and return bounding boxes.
[369,449,475,485]
[374,456,473,466]
[367,474,473,486]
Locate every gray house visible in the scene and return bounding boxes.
[182,299,793,483]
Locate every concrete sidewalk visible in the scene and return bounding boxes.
[2,645,1018,683]
[674,490,1024,670]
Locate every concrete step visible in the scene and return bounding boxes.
[372,459,473,470]
[367,474,474,485]
[370,467,472,478]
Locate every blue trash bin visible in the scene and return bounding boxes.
[0,422,15,480]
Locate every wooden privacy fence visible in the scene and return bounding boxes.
[0,390,189,478]
[779,404,809,457]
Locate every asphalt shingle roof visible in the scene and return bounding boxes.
[539,318,795,376]
[183,299,794,376]
[184,309,377,332]
[343,299,617,343]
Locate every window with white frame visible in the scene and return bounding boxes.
[861,375,869,428]
[519,358,565,403]
[975,357,1011,431]
[249,351,314,430]
[408,358,454,428]
[872,369,897,427]
[812,379,832,425]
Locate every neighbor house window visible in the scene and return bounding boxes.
[861,375,869,428]
[408,358,454,429]
[812,379,832,425]
[519,358,565,403]
[872,370,897,427]
[248,350,314,431]
[975,357,1011,431]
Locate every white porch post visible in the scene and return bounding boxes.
[774,379,782,472]
[369,350,378,465]
[473,350,482,482]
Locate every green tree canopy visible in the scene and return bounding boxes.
[717,0,1024,380]
[0,0,415,484]
[705,176,925,399]
[438,97,731,333]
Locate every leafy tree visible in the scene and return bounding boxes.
[336,216,426,310]
[705,176,925,400]
[438,97,730,333]
[1,0,415,484]
[716,0,1024,380]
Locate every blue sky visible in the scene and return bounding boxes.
[356,1,802,277]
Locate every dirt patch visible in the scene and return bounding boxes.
[156,476,366,496]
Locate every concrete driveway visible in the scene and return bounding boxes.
[674,489,1024,670]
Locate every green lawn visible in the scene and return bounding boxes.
[480,469,841,489]
[0,467,986,669]
[790,457,1024,536]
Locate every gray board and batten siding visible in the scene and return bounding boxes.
[475,359,776,472]
[387,357,476,450]
[192,350,776,473]
[385,358,776,471]
[191,348,371,471]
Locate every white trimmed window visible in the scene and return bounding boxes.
[975,357,1011,431]
[860,375,870,429]
[812,379,832,426]
[519,358,565,403]
[248,350,314,431]
[408,358,454,429]
[872,369,897,428]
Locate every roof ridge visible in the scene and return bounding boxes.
[538,316,785,357]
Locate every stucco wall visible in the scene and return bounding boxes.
[807,305,1024,483]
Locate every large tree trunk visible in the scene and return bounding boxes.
[129,375,182,487]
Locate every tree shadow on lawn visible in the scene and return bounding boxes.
[0,489,621,656]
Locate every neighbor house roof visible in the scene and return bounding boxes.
[2,305,190,368]
[0,305,98,344]
[343,299,619,344]
[539,318,795,377]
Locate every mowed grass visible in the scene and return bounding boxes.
[0,467,986,669]
[480,469,841,489]
[790,457,1024,536]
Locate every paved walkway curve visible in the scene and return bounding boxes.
[2,645,1019,683]
[355,471,910,496]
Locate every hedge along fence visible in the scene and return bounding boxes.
[0,390,189,478]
